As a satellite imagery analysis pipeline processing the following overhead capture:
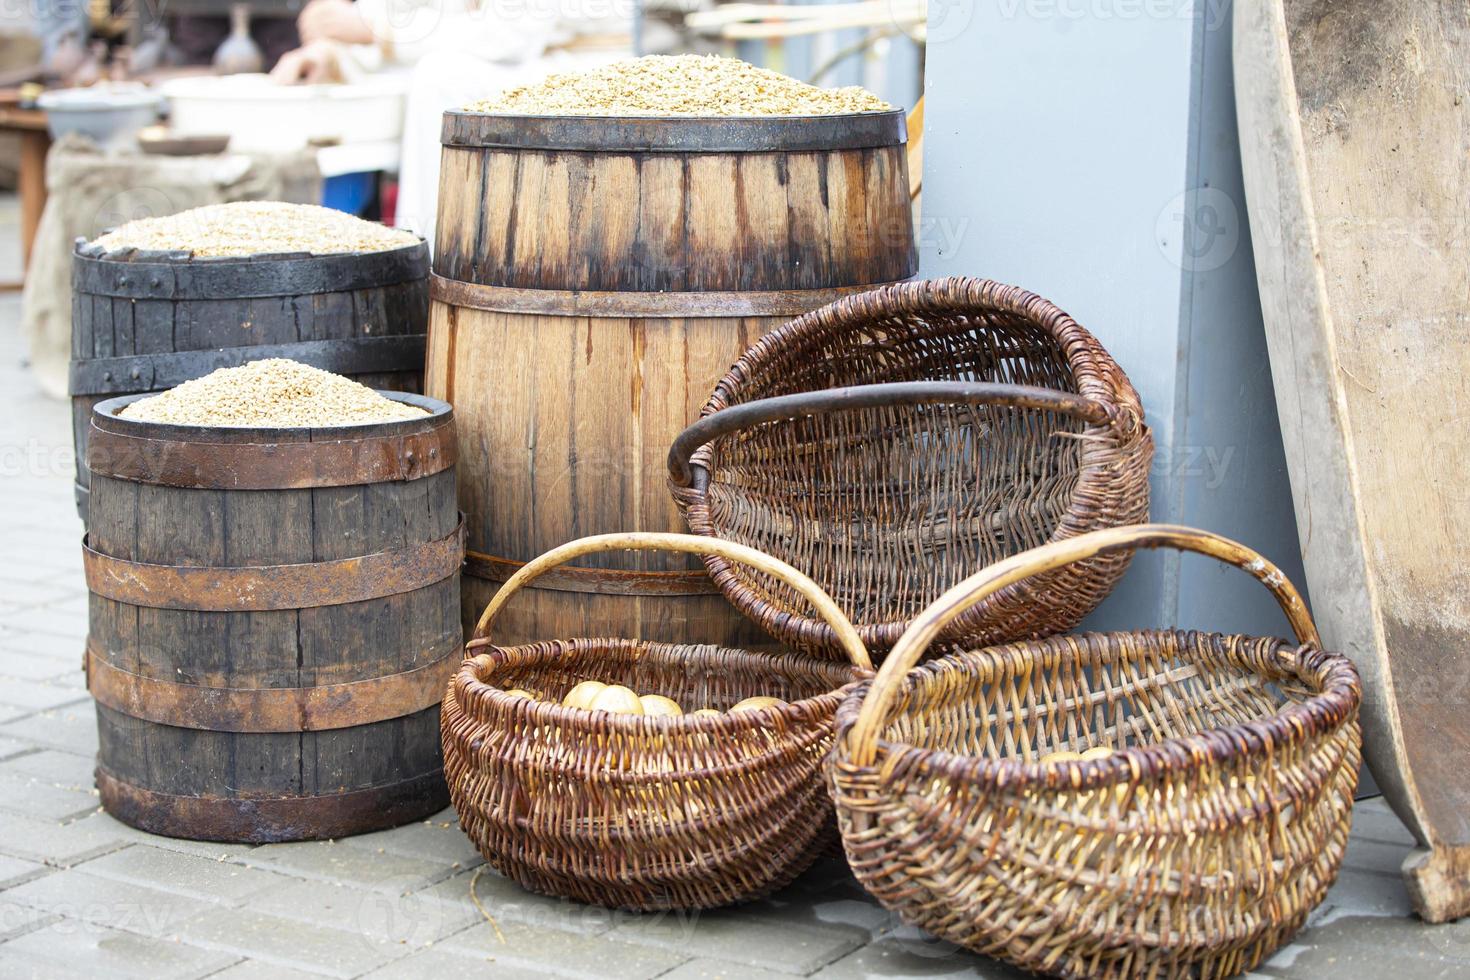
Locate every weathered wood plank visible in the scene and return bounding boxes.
[1235,0,1470,922]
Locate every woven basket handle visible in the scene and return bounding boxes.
[468,531,873,670]
[843,523,1320,766]
[667,381,1114,488]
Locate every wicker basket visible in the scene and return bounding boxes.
[668,276,1152,659]
[826,525,1362,980]
[441,532,873,912]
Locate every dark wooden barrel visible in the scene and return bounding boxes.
[429,112,917,645]
[84,391,462,843]
[70,239,432,523]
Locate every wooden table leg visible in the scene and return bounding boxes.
[18,128,49,274]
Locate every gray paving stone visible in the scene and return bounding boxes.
[0,811,132,866]
[204,960,333,980]
[340,811,484,869]
[1342,834,1415,877]
[239,838,453,893]
[1,608,87,640]
[414,866,618,936]
[175,907,401,979]
[1351,798,1418,846]
[0,629,83,660]
[0,704,99,756]
[242,876,479,947]
[1,747,96,785]
[2,867,216,938]
[76,844,294,905]
[1258,913,1470,978]
[358,945,552,979]
[0,679,91,713]
[656,958,798,980]
[611,904,867,975]
[438,919,688,979]
[813,926,1029,979]
[0,736,33,762]
[0,651,78,682]
[0,768,101,821]
[0,920,236,979]
[1321,867,1415,919]
[0,899,60,942]
[0,855,45,889]
[747,890,896,937]
[0,581,75,609]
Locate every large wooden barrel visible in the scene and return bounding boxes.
[428,112,916,644]
[69,239,431,522]
[83,392,462,843]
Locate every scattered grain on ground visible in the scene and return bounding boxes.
[465,55,892,116]
[118,359,429,427]
[91,202,419,257]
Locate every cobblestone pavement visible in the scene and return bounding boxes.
[0,210,1463,978]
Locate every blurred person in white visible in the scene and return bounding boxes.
[270,0,631,245]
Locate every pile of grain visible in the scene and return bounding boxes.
[118,359,429,427]
[91,202,419,258]
[465,55,892,117]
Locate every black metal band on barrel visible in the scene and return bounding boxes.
[69,335,427,397]
[71,240,429,300]
[86,414,455,490]
[86,638,462,732]
[440,110,907,153]
[94,766,450,845]
[464,549,721,596]
[84,520,465,611]
[429,275,911,318]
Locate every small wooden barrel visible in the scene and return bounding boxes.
[69,239,432,523]
[84,392,462,843]
[429,112,917,644]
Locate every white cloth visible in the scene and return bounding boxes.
[395,48,628,248]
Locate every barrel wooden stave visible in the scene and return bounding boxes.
[70,245,431,519]
[86,396,458,842]
[434,146,914,293]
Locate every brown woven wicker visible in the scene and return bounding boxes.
[826,525,1362,979]
[668,276,1153,659]
[441,532,873,912]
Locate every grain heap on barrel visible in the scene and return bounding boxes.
[464,54,893,116]
[91,201,419,257]
[118,359,428,427]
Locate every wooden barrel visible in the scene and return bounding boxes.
[83,392,462,843]
[428,112,917,645]
[69,239,432,523]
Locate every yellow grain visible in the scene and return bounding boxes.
[466,55,892,117]
[92,202,418,258]
[118,359,428,427]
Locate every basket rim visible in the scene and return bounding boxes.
[453,637,870,737]
[830,630,1362,793]
[676,275,1152,650]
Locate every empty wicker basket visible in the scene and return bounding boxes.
[441,532,872,912]
[826,525,1362,979]
[668,276,1153,658]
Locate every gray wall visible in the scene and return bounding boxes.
[919,0,1307,638]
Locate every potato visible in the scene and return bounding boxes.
[562,680,608,709]
[589,685,645,715]
[639,694,683,717]
[729,696,787,713]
